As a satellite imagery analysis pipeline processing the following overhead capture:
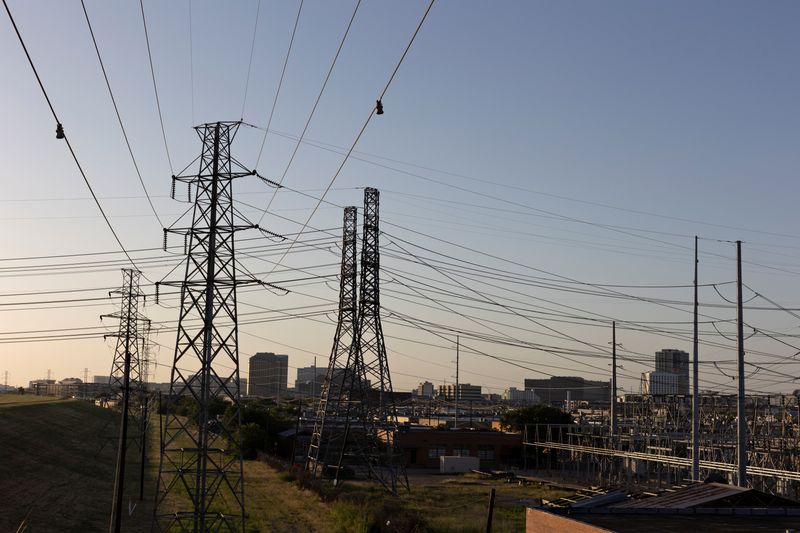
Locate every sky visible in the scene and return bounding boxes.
[1,0,799,397]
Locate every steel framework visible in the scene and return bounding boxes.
[343,188,407,493]
[154,121,263,532]
[525,393,800,499]
[105,268,149,532]
[306,189,407,494]
[307,206,359,479]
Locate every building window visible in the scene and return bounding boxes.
[453,448,471,457]
[428,447,446,459]
[477,447,494,460]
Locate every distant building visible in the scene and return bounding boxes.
[397,428,522,470]
[248,352,288,398]
[655,349,690,395]
[438,383,482,402]
[294,366,326,399]
[93,375,113,384]
[414,381,435,398]
[641,371,679,396]
[523,376,610,406]
[504,387,539,404]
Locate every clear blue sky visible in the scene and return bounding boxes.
[1,1,799,396]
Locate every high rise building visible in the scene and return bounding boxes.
[248,352,288,398]
[414,381,435,398]
[655,348,689,395]
[294,366,326,399]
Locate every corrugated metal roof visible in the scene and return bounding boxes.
[611,483,748,509]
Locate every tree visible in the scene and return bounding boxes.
[238,423,267,460]
[500,404,572,432]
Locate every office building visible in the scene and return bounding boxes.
[438,383,482,402]
[655,348,690,395]
[523,376,610,406]
[641,371,679,396]
[504,387,539,404]
[294,366,326,399]
[248,352,288,398]
[414,381,435,398]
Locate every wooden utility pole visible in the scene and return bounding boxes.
[485,488,496,532]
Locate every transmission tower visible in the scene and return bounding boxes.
[103,268,149,532]
[154,121,269,532]
[307,206,359,479]
[327,188,407,494]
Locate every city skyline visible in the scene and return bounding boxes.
[1,1,799,400]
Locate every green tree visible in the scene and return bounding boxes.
[238,422,267,460]
[500,404,572,432]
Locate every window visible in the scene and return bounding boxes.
[477,447,494,460]
[428,447,446,459]
[453,448,471,457]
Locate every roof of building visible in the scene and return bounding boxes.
[611,483,746,509]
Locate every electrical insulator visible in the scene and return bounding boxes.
[187,183,192,203]
[163,229,168,251]
[55,123,65,139]
[155,283,160,304]
[183,234,188,255]
[375,99,384,115]
[170,178,176,199]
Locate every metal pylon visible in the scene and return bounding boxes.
[341,187,408,494]
[104,268,149,532]
[154,121,266,532]
[307,206,359,479]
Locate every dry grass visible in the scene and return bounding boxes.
[0,397,151,532]
[326,473,574,532]
[0,398,574,532]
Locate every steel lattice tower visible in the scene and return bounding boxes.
[331,188,407,494]
[107,269,146,402]
[154,121,262,532]
[307,206,359,478]
[104,268,149,532]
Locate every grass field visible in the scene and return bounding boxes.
[316,473,573,532]
[0,395,149,532]
[0,396,574,532]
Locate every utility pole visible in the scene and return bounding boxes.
[692,236,700,481]
[154,121,270,531]
[455,335,459,430]
[611,322,618,440]
[736,240,747,487]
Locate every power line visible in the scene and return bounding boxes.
[139,0,174,175]
[80,0,164,228]
[261,0,437,277]
[256,0,363,224]
[254,0,304,167]
[2,0,139,271]
[240,0,262,120]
